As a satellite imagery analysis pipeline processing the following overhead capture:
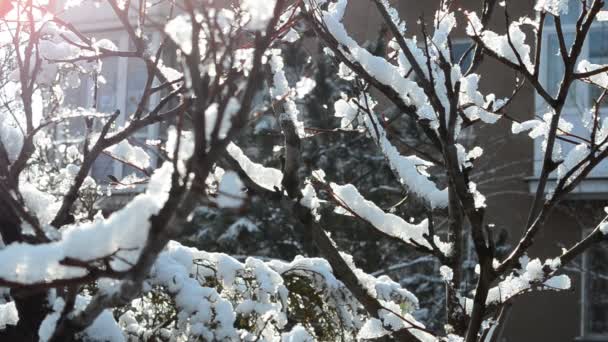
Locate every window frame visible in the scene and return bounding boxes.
[534,6,608,337]
[59,29,162,182]
[579,225,608,339]
[450,38,474,72]
[533,3,608,192]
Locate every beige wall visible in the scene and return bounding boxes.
[54,0,593,339]
[344,1,586,341]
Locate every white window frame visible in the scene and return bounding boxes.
[531,4,608,196]
[66,29,162,181]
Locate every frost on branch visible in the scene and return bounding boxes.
[0,163,172,285]
[335,96,448,208]
[0,302,18,330]
[216,171,245,209]
[460,256,571,315]
[466,12,534,72]
[39,294,123,342]
[459,74,502,124]
[577,60,608,89]
[511,111,576,171]
[534,0,570,16]
[330,182,450,253]
[268,50,306,138]
[314,0,438,126]
[104,140,151,170]
[164,15,194,55]
[226,142,283,191]
[241,0,278,30]
[361,98,448,208]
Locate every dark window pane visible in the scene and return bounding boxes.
[91,154,116,182]
[546,32,578,107]
[96,54,119,113]
[452,41,473,71]
[588,26,608,108]
[585,244,608,335]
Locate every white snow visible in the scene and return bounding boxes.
[204,98,241,141]
[355,97,449,208]
[317,0,438,127]
[440,265,454,282]
[219,218,259,240]
[226,142,283,191]
[334,98,359,129]
[281,324,314,342]
[0,163,174,285]
[241,0,277,30]
[166,127,195,160]
[558,143,589,183]
[282,29,301,43]
[300,181,322,220]
[535,0,570,16]
[512,112,573,140]
[600,219,608,235]
[0,302,18,329]
[269,50,305,137]
[357,318,389,340]
[466,12,534,72]
[20,182,60,225]
[105,140,150,169]
[468,181,486,209]
[459,74,502,124]
[75,296,125,342]
[481,257,572,309]
[38,298,65,342]
[147,240,384,340]
[296,77,316,99]
[330,182,435,249]
[544,274,571,289]
[165,15,193,54]
[216,171,245,208]
[577,60,608,89]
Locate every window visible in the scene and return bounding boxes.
[587,26,608,108]
[451,39,474,72]
[543,3,608,110]
[582,243,608,337]
[452,39,477,145]
[539,7,608,338]
[62,31,161,184]
[537,1,608,183]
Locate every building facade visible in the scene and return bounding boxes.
[353,1,608,340]
[58,0,607,341]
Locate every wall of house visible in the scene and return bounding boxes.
[54,0,600,339]
[57,0,170,31]
[344,1,589,341]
